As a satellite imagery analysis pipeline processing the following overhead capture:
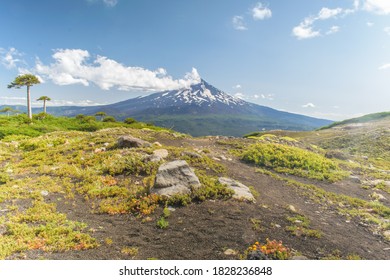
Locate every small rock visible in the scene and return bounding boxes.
[88,142,95,147]
[103,142,110,147]
[145,149,169,162]
[219,155,227,161]
[40,190,49,196]
[274,224,281,228]
[383,230,390,239]
[288,205,297,213]
[117,135,151,148]
[218,177,256,202]
[224,249,238,256]
[94,147,106,153]
[153,142,163,147]
[370,192,387,201]
[349,176,361,184]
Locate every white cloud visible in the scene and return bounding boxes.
[292,22,321,39]
[233,84,242,89]
[0,47,24,69]
[326,25,340,34]
[232,16,247,30]
[103,0,118,7]
[234,92,245,99]
[367,21,374,26]
[87,0,118,7]
[252,3,272,20]
[384,26,390,35]
[34,49,201,91]
[302,103,316,108]
[364,0,390,14]
[318,7,343,20]
[378,63,390,70]
[292,3,359,40]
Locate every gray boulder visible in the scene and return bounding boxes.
[152,160,201,197]
[218,177,256,202]
[117,135,151,148]
[145,149,169,162]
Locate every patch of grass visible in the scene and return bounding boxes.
[121,246,139,257]
[285,214,322,238]
[0,201,98,259]
[243,239,291,260]
[156,217,169,229]
[242,143,347,182]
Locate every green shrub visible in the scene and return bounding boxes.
[102,116,116,123]
[124,118,137,124]
[242,143,346,181]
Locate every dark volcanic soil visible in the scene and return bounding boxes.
[8,136,390,260]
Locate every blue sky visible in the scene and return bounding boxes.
[0,0,389,120]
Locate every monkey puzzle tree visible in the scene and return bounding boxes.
[37,96,51,114]
[7,74,40,120]
[95,111,107,121]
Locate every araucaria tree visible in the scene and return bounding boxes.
[37,96,51,113]
[7,74,40,120]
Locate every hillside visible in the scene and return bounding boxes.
[1,79,332,137]
[0,114,389,260]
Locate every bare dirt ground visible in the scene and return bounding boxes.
[8,135,389,260]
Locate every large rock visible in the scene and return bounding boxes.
[218,177,256,202]
[152,160,201,197]
[117,135,151,148]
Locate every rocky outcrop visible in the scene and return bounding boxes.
[218,177,256,202]
[117,135,151,148]
[152,160,201,197]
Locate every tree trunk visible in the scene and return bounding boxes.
[43,100,47,113]
[27,85,32,120]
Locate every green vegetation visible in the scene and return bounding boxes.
[0,201,98,259]
[242,142,347,182]
[285,214,322,238]
[0,114,168,140]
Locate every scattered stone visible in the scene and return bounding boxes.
[167,206,176,212]
[370,192,387,201]
[383,230,390,240]
[117,135,152,148]
[218,177,256,202]
[181,151,202,159]
[274,224,281,228]
[288,205,297,213]
[212,157,221,161]
[153,142,163,147]
[349,176,361,184]
[103,142,110,147]
[152,160,201,197]
[219,155,227,161]
[40,190,49,196]
[224,249,238,256]
[88,142,95,147]
[145,149,169,162]
[94,147,106,153]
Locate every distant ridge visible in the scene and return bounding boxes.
[319,111,390,130]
